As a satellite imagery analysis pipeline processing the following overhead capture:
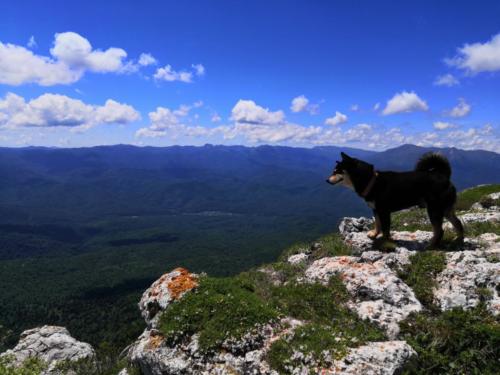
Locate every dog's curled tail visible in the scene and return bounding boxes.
[415,152,452,179]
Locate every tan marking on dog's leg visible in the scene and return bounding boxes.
[446,209,464,242]
[367,213,381,239]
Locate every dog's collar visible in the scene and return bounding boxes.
[361,172,378,198]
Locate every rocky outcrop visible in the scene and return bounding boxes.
[114,189,500,374]
[126,319,302,375]
[139,267,199,328]
[305,254,421,338]
[0,326,95,374]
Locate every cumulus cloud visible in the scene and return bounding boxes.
[433,121,456,130]
[382,91,429,115]
[445,98,471,118]
[138,53,157,66]
[231,100,285,125]
[154,65,194,82]
[0,32,133,85]
[0,92,139,130]
[434,74,459,87]
[192,64,205,76]
[0,32,196,86]
[50,32,127,73]
[324,111,348,126]
[290,95,309,113]
[447,33,500,74]
[0,42,81,85]
[136,99,322,144]
[130,98,499,152]
[290,95,319,114]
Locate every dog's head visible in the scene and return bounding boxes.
[326,152,373,190]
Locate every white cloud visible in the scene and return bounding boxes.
[434,74,459,87]
[373,102,380,111]
[50,32,127,73]
[324,111,348,126]
[226,123,321,143]
[231,100,285,125]
[382,91,429,115]
[0,32,133,86]
[192,64,205,76]
[433,121,456,130]
[290,95,319,114]
[447,33,500,74]
[445,98,471,118]
[27,36,37,49]
[138,53,157,66]
[0,92,139,130]
[0,42,81,85]
[154,65,193,82]
[290,95,309,113]
[350,104,360,112]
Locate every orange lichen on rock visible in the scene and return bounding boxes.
[167,267,199,300]
[147,332,165,350]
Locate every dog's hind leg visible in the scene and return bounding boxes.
[446,209,464,243]
[367,210,381,239]
[427,207,444,249]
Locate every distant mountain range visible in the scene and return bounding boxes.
[0,143,498,224]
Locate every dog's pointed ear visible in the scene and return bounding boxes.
[341,152,352,160]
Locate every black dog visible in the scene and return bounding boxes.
[327,152,464,248]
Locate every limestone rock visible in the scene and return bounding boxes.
[330,341,416,375]
[434,234,500,316]
[287,252,309,265]
[139,267,199,328]
[0,326,95,374]
[305,256,421,337]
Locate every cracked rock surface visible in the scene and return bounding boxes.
[305,255,421,338]
[0,326,95,374]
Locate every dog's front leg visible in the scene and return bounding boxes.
[379,211,392,240]
[367,210,381,239]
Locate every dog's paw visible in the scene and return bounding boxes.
[367,230,379,239]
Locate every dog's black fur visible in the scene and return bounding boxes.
[327,152,464,248]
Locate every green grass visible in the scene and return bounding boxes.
[267,317,385,374]
[456,184,500,211]
[400,307,500,375]
[264,279,385,373]
[398,251,446,309]
[158,276,278,353]
[392,209,432,232]
[0,356,47,375]
[467,221,500,237]
[280,233,352,262]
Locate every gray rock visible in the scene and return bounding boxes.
[0,326,95,374]
[305,256,421,338]
[330,341,416,375]
[287,252,309,265]
[434,234,500,316]
[339,217,374,236]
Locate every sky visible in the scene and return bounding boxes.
[0,0,499,151]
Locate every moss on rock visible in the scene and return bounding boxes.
[158,276,278,353]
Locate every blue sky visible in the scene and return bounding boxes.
[0,0,499,150]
